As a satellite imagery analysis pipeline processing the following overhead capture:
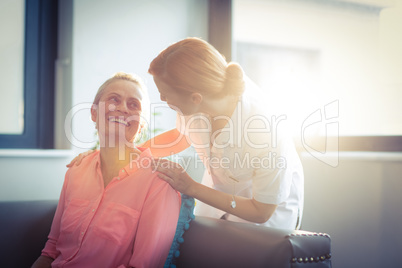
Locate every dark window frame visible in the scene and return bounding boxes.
[0,0,58,149]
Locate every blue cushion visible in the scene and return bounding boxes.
[164,194,195,268]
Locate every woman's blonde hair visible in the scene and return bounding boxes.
[149,37,245,97]
[93,72,147,105]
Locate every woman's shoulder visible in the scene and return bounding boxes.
[81,150,100,166]
[68,150,100,171]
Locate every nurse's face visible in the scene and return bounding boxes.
[153,76,199,116]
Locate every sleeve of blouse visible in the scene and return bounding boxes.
[41,170,70,259]
[129,177,181,268]
[252,161,288,205]
[251,139,293,205]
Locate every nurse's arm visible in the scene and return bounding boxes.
[188,182,278,224]
[139,128,190,158]
[154,158,277,224]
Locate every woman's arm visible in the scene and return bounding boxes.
[32,170,72,267]
[31,256,54,268]
[139,129,190,158]
[129,179,181,268]
[152,159,277,224]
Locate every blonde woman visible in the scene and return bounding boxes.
[33,73,180,268]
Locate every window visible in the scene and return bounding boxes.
[0,0,58,149]
[232,0,402,151]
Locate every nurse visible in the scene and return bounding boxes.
[146,37,303,229]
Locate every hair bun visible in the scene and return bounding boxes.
[226,62,243,79]
[223,62,245,96]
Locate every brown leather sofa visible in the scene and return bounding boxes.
[0,200,331,268]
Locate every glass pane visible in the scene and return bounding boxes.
[233,0,402,137]
[0,0,25,134]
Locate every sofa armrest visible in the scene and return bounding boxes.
[177,216,332,268]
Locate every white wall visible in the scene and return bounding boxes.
[0,150,75,201]
[0,0,208,201]
[0,0,24,134]
[301,152,402,268]
[69,0,208,152]
[234,0,402,137]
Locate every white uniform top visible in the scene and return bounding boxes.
[176,79,304,229]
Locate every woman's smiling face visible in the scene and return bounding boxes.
[91,79,144,145]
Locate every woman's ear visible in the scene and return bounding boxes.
[91,104,97,123]
[137,122,143,135]
[190,92,203,105]
[134,122,146,144]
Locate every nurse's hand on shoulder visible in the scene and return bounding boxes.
[66,150,95,167]
[151,158,197,195]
